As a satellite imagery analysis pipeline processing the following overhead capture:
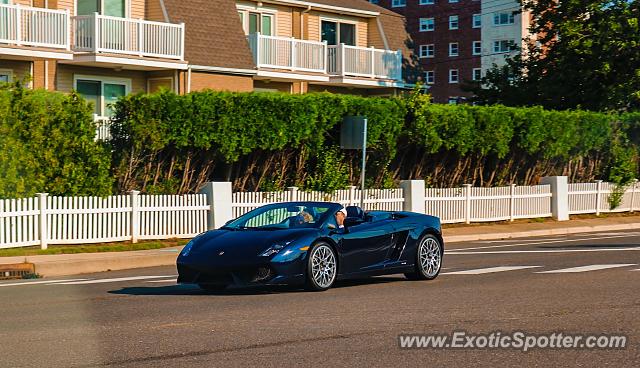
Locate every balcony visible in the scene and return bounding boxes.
[0,4,71,59]
[71,13,184,61]
[247,33,402,84]
[328,44,402,81]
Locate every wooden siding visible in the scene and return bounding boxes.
[145,0,165,22]
[0,59,31,85]
[55,65,147,93]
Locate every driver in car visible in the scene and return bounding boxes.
[335,207,347,228]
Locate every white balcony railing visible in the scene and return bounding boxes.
[248,33,327,73]
[94,115,112,141]
[328,44,402,81]
[0,4,70,50]
[72,13,184,60]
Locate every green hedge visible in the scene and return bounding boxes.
[0,84,112,198]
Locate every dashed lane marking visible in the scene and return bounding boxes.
[441,266,541,275]
[536,264,637,274]
[55,275,177,285]
[448,234,640,252]
[0,278,90,287]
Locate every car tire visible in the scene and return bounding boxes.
[198,283,228,292]
[305,242,338,291]
[405,234,443,281]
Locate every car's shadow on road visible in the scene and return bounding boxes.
[108,276,405,296]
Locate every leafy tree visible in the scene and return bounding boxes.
[468,0,640,112]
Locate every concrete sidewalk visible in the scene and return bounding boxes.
[1,216,639,277]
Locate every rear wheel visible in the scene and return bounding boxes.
[198,283,228,292]
[305,243,337,291]
[405,234,443,281]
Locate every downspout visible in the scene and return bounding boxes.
[301,5,311,39]
[187,66,192,93]
[375,17,390,50]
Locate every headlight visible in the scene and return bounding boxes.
[181,241,195,257]
[259,244,285,257]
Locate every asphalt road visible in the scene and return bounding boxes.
[1,230,639,367]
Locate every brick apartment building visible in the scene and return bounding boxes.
[372,0,530,104]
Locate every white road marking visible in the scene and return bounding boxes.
[146,278,178,283]
[56,275,176,285]
[0,278,89,287]
[447,247,640,255]
[442,266,541,275]
[537,264,636,274]
[448,234,640,252]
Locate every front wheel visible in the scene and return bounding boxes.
[305,243,337,291]
[405,234,443,281]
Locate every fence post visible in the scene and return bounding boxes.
[595,180,603,216]
[464,184,472,224]
[400,180,425,214]
[37,193,48,250]
[130,190,140,243]
[540,176,569,221]
[287,186,299,202]
[509,183,516,222]
[630,179,638,212]
[199,182,233,230]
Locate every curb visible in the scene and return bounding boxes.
[32,252,180,277]
[444,222,640,243]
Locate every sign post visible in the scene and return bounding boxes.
[340,116,368,209]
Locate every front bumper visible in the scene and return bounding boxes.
[177,261,306,287]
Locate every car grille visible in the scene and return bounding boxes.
[178,264,276,285]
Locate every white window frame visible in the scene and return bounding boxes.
[236,5,277,36]
[449,69,459,84]
[419,0,435,5]
[449,15,459,30]
[0,69,13,83]
[448,97,458,104]
[392,0,406,7]
[472,41,482,55]
[419,44,434,58]
[73,74,132,117]
[425,70,435,85]
[493,40,515,53]
[319,16,359,46]
[419,18,435,32]
[74,0,130,17]
[472,14,481,28]
[493,12,515,26]
[449,42,459,57]
[472,68,482,81]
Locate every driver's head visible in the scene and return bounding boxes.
[335,207,347,226]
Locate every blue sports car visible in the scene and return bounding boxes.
[177,201,444,291]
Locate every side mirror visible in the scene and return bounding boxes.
[327,223,337,230]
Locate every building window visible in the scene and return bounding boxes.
[448,97,458,104]
[425,71,435,84]
[449,0,459,3]
[419,18,435,32]
[449,42,459,57]
[238,10,275,36]
[473,41,482,55]
[449,69,459,83]
[75,76,131,117]
[473,68,482,81]
[493,40,516,53]
[369,0,379,3]
[419,44,435,58]
[392,0,406,7]
[494,12,515,26]
[321,20,356,46]
[449,15,459,30]
[419,0,434,4]
[77,0,126,17]
[472,14,481,28]
[0,69,12,83]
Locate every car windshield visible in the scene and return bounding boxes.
[225,203,335,230]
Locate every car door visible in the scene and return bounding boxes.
[338,219,396,275]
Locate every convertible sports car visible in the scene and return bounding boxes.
[177,201,444,291]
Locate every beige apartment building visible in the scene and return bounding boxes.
[0,0,415,120]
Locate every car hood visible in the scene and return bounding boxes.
[179,228,318,268]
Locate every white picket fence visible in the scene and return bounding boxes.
[569,180,640,215]
[0,192,208,249]
[425,184,553,224]
[232,186,404,218]
[1,179,638,249]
